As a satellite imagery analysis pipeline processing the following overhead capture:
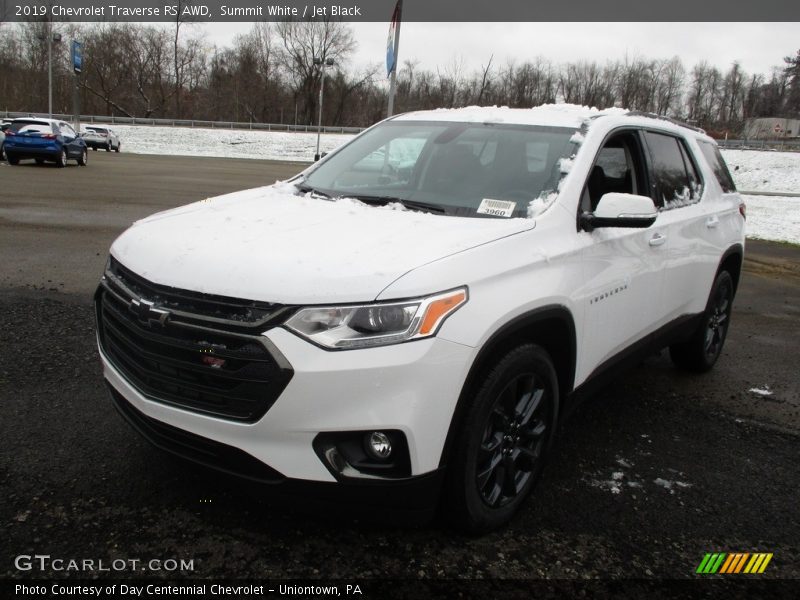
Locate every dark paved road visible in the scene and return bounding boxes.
[1,153,797,592]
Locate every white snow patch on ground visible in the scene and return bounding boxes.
[749,386,774,396]
[723,149,800,194]
[741,195,800,244]
[654,478,693,494]
[587,477,624,494]
[109,124,351,162]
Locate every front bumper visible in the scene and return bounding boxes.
[100,324,474,489]
[106,383,445,514]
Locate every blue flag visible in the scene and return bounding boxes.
[386,0,402,77]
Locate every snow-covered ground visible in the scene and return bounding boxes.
[721,149,800,194]
[109,124,800,244]
[740,194,800,244]
[110,124,351,162]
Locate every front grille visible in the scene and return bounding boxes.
[96,261,294,423]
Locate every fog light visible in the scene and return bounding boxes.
[366,431,392,459]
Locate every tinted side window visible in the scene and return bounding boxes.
[698,140,737,193]
[581,131,648,213]
[678,143,702,196]
[644,131,701,208]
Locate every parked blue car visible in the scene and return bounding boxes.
[4,118,88,167]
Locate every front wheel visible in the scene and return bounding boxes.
[7,154,19,165]
[114,142,120,153]
[445,344,559,534]
[77,147,88,166]
[670,270,734,372]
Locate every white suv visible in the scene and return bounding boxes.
[95,105,745,532]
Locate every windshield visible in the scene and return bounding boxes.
[302,120,576,218]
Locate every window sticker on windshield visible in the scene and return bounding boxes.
[477,198,516,218]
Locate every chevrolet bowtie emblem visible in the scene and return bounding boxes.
[129,298,170,327]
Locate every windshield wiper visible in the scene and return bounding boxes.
[296,183,331,199]
[349,195,446,215]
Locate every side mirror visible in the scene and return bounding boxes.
[580,193,657,231]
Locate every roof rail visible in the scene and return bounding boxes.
[626,111,706,134]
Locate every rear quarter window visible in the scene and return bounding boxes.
[698,141,737,193]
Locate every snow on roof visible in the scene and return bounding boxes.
[393,104,629,129]
[11,117,60,125]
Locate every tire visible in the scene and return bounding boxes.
[444,344,559,534]
[114,142,120,153]
[56,148,67,168]
[92,147,97,151]
[7,154,19,165]
[670,270,734,373]
[77,147,88,166]
[105,144,111,152]
[35,159,45,165]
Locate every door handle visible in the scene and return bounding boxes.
[649,233,667,247]
[706,216,720,229]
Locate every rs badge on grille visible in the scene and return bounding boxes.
[129,298,170,327]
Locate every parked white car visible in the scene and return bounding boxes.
[81,124,121,152]
[96,105,745,532]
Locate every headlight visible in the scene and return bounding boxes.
[284,287,468,349]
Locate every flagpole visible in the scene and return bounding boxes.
[387,0,403,117]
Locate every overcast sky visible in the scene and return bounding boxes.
[204,22,798,80]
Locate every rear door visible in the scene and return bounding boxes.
[641,130,721,320]
[59,122,81,156]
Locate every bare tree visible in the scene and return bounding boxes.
[274,19,356,123]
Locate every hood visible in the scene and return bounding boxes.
[110,184,535,304]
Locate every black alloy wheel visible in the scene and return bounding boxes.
[670,270,734,372]
[477,373,550,507]
[446,344,558,533]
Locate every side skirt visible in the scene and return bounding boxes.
[562,312,704,417]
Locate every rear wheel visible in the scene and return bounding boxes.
[445,344,558,534]
[7,154,19,165]
[78,147,88,166]
[55,148,67,168]
[670,270,734,372]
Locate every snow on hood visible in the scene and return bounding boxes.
[110,185,535,304]
[395,104,629,129]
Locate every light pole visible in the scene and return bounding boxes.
[38,21,62,118]
[313,57,334,161]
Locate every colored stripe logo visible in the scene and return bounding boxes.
[696,552,773,574]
